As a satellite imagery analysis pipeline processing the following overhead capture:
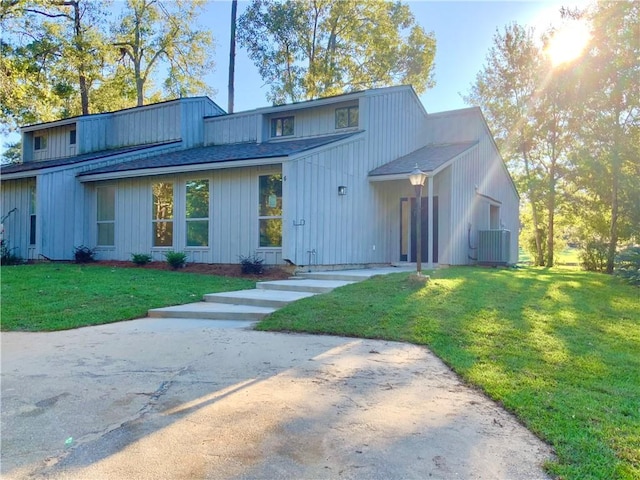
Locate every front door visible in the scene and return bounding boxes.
[400,196,438,263]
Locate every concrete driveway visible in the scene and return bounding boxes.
[1,318,554,479]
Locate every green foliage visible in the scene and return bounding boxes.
[579,239,608,272]
[238,254,265,275]
[164,250,187,269]
[615,246,640,286]
[1,140,21,164]
[131,253,152,266]
[0,263,254,331]
[0,238,23,265]
[238,0,436,104]
[259,267,640,479]
[73,245,96,264]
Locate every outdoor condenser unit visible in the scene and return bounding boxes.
[477,229,511,266]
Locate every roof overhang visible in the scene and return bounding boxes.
[79,156,287,182]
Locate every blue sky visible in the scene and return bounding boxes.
[2,0,579,153]
[203,0,575,114]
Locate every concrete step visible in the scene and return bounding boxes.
[204,289,316,308]
[256,279,354,294]
[148,302,276,321]
[296,267,415,282]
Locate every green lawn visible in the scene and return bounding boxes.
[258,267,640,480]
[0,263,254,331]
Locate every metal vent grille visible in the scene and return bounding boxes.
[478,230,510,265]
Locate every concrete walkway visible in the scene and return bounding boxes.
[148,266,416,322]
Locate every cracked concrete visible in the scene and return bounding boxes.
[1,318,555,479]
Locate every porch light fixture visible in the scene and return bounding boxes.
[408,164,427,275]
[338,186,347,196]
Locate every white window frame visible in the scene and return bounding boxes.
[96,186,116,247]
[258,174,283,248]
[185,179,210,248]
[152,182,175,248]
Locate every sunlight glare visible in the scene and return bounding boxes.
[545,20,591,66]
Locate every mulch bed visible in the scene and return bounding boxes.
[91,260,294,281]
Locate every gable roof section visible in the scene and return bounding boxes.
[79,132,361,181]
[368,141,478,180]
[0,141,180,178]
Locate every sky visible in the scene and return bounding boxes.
[2,0,584,154]
[202,0,579,114]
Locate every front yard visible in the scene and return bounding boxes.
[1,263,638,479]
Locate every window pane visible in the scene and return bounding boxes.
[70,129,76,145]
[336,108,348,128]
[186,180,209,219]
[259,219,282,247]
[30,185,36,215]
[97,187,115,221]
[282,117,294,136]
[349,106,359,127]
[153,183,173,220]
[30,215,36,245]
[187,220,209,246]
[97,223,114,246]
[153,221,173,247]
[259,174,282,216]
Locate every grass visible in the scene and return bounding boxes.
[0,263,254,331]
[258,267,640,480]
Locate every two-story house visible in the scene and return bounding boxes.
[1,85,519,268]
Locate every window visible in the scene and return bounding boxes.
[152,182,174,247]
[70,129,76,145]
[34,135,47,151]
[270,116,294,137]
[97,186,115,246]
[258,174,282,247]
[335,106,359,129]
[186,179,209,247]
[29,185,36,245]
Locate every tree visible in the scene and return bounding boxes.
[113,0,215,106]
[228,0,238,113]
[571,1,640,273]
[237,0,436,104]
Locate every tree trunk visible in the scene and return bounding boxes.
[227,0,237,113]
[71,0,89,114]
[522,143,544,266]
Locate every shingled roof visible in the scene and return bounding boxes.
[368,141,477,178]
[79,132,360,177]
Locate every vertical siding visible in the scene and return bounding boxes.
[204,113,259,145]
[87,166,283,264]
[0,178,35,260]
[28,125,77,161]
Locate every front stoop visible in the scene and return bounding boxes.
[146,267,413,322]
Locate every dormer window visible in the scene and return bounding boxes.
[70,129,76,145]
[34,135,47,151]
[271,116,294,137]
[335,106,359,129]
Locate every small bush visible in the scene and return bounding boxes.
[580,240,608,272]
[164,251,187,270]
[615,246,640,286]
[239,254,265,275]
[74,245,96,263]
[0,239,23,265]
[131,253,152,266]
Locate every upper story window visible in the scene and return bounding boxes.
[271,116,294,137]
[70,129,77,145]
[335,106,359,129]
[34,135,47,151]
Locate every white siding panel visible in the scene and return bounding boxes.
[29,125,77,161]
[204,113,258,145]
[0,178,35,260]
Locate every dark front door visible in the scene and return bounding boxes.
[400,196,438,263]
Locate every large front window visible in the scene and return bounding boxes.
[258,174,282,247]
[29,185,36,245]
[186,179,209,247]
[96,186,115,246]
[152,182,174,247]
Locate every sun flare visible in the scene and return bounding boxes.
[545,21,591,66]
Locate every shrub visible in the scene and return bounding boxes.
[131,253,152,266]
[74,245,96,263]
[164,251,187,270]
[580,240,608,272]
[239,254,265,275]
[614,246,640,286]
[0,239,23,265]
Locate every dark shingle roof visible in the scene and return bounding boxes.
[1,141,179,175]
[368,141,477,177]
[79,132,360,176]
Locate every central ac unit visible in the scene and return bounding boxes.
[478,229,510,266]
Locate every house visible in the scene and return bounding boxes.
[1,85,519,269]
